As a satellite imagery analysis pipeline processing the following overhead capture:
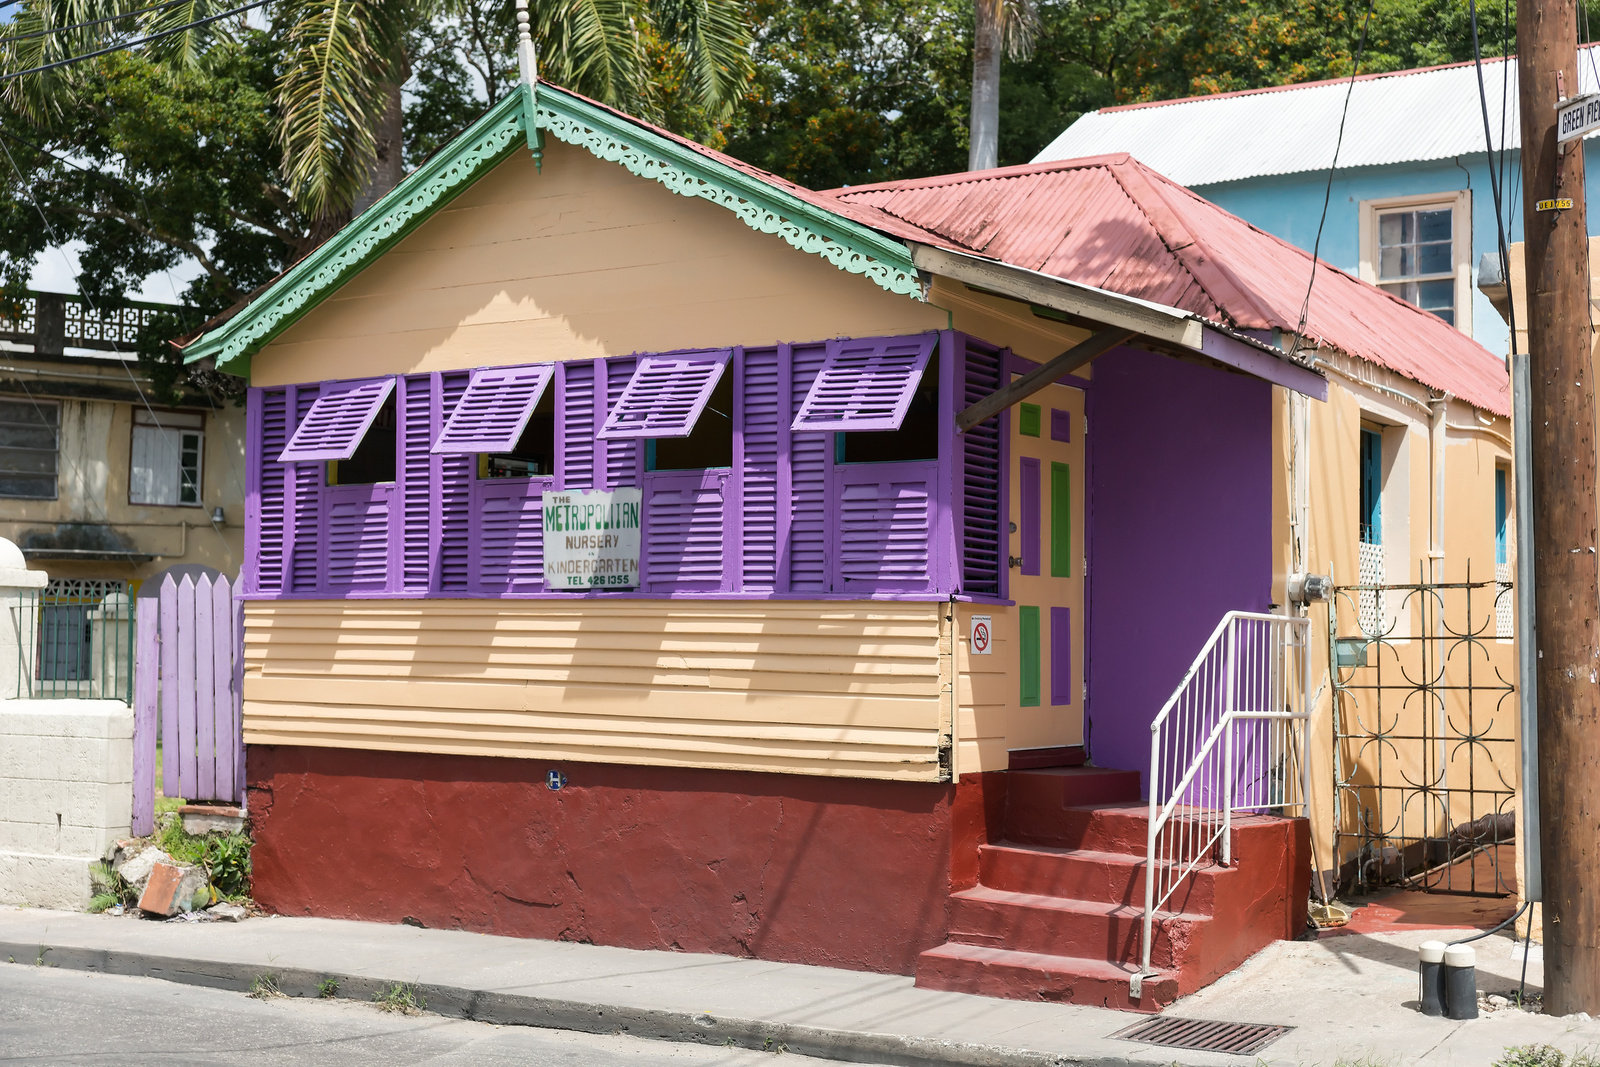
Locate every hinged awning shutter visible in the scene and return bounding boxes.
[432,364,554,454]
[597,349,731,439]
[277,378,395,462]
[791,334,936,432]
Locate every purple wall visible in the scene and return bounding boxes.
[1086,347,1273,785]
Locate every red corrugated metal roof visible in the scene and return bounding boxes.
[827,155,1510,415]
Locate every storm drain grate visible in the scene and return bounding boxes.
[1111,1016,1293,1056]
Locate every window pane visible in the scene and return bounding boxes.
[1379,247,1403,279]
[0,399,57,427]
[0,447,57,475]
[0,424,57,450]
[0,474,55,498]
[1418,278,1455,312]
[1418,242,1452,275]
[1417,208,1452,242]
[1379,212,1405,246]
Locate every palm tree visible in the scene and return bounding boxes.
[3,0,752,227]
[969,0,1037,171]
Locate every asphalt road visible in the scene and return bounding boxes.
[0,964,878,1066]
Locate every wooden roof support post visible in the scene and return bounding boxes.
[956,327,1135,432]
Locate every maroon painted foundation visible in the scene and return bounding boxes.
[246,746,956,974]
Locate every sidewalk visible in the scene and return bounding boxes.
[0,905,1592,1067]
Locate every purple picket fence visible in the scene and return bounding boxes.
[131,573,245,836]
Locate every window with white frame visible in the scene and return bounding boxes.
[0,397,59,499]
[129,409,203,506]
[1360,191,1471,334]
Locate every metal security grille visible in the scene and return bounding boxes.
[1330,561,1517,896]
[1358,540,1385,635]
[1112,1017,1292,1055]
[14,579,136,702]
[1495,561,1514,639]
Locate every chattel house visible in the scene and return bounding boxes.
[176,76,1505,1009]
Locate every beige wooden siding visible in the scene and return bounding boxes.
[242,601,945,780]
[253,140,944,387]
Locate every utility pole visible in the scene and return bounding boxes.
[1518,0,1600,1015]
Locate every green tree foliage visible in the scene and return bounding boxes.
[723,0,973,189]
[0,37,303,399]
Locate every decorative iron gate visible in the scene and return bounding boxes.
[1329,562,1518,896]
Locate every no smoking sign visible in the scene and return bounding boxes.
[970,614,993,655]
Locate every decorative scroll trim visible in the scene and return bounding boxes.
[185,93,530,372]
[534,88,921,299]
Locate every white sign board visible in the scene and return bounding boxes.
[542,488,642,590]
[970,615,993,655]
[1558,93,1600,143]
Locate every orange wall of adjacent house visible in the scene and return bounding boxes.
[241,600,949,781]
[250,138,945,386]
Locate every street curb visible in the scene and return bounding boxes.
[0,939,1130,1067]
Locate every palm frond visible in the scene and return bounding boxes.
[274,0,407,218]
[0,1,131,122]
[138,0,236,68]
[650,0,751,120]
[533,0,640,110]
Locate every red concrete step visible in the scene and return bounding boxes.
[946,885,1207,971]
[977,842,1224,914]
[1003,768,1141,844]
[915,941,1179,1012]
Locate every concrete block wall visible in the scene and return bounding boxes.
[0,700,134,909]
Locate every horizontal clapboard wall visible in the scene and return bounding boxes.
[241,600,947,780]
[244,331,1008,602]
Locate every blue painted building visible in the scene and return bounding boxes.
[1035,50,1600,357]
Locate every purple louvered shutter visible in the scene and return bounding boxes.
[833,464,936,592]
[741,345,782,591]
[791,333,936,432]
[472,480,550,592]
[601,356,639,487]
[288,386,322,591]
[960,337,1005,596]
[437,372,473,591]
[278,378,395,461]
[560,360,596,488]
[325,485,392,591]
[401,374,436,591]
[432,364,554,454]
[787,341,830,591]
[597,349,731,439]
[251,388,289,593]
[643,470,728,591]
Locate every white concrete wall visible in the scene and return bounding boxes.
[0,700,133,909]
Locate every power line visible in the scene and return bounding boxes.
[0,0,199,45]
[0,0,268,83]
[1287,0,1377,363]
[1469,0,1517,357]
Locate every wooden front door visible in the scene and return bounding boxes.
[1007,382,1086,749]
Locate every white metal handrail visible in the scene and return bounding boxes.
[1129,611,1312,999]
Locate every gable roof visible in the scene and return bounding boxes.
[1033,46,1600,187]
[181,81,925,374]
[827,154,1510,415]
[177,78,1327,401]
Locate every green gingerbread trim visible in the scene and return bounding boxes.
[186,82,921,372]
[532,85,921,299]
[185,91,530,371]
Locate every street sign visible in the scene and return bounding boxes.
[971,615,992,655]
[1558,93,1600,143]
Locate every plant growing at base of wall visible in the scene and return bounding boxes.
[372,982,426,1015]
[87,862,137,913]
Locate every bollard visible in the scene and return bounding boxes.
[1443,944,1478,1019]
[1418,940,1447,1016]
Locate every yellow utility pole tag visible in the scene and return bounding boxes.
[1537,198,1576,211]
